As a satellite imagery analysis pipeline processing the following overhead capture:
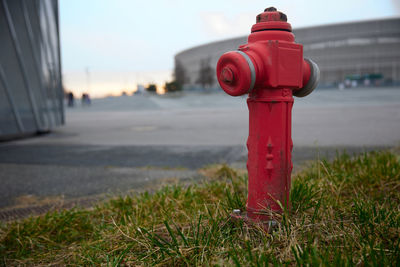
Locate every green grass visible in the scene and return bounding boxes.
[1,150,400,266]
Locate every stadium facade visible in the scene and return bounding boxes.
[0,0,63,139]
[175,18,400,89]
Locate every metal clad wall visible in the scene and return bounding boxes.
[0,0,63,139]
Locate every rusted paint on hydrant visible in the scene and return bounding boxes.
[216,7,319,224]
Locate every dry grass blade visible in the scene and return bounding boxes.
[1,150,399,266]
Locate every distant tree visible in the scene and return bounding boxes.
[146,84,157,93]
[164,80,182,93]
[196,58,214,88]
[174,59,187,86]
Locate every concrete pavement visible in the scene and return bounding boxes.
[0,88,399,215]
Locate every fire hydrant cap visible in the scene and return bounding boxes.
[216,51,255,96]
[251,7,292,32]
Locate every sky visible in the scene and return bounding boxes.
[60,0,400,97]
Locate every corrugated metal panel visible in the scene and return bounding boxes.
[0,0,63,139]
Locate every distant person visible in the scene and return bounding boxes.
[81,93,85,106]
[81,93,91,106]
[86,93,91,105]
[67,92,74,107]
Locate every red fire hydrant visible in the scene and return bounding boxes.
[216,7,319,224]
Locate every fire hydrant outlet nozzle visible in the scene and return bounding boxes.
[216,7,320,224]
[294,58,320,97]
[217,51,256,96]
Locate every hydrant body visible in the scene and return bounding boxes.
[216,8,319,222]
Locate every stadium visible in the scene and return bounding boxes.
[175,18,400,89]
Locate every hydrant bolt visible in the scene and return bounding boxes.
[221,67,234,84]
